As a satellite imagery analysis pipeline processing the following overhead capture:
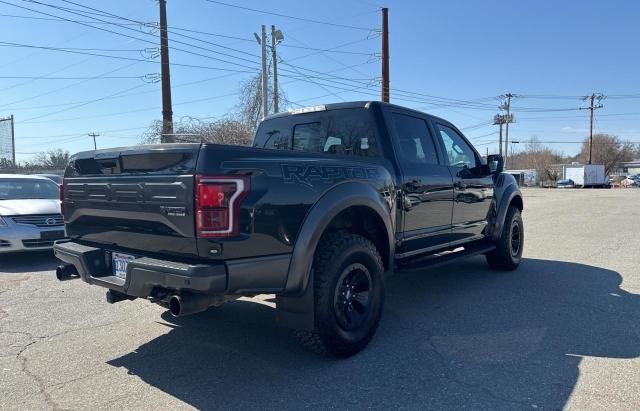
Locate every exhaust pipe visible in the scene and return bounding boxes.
[169,293,215,317]
[56,264,79,281]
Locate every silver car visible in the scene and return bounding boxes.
[0,174,64,253]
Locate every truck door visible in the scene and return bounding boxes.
[389,112,454,257]
[433,122,494,242]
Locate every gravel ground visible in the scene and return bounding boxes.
[1,188,639,410]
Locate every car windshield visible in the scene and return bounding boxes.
[0,179,59,200]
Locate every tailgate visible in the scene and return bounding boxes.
[63,144,200,259]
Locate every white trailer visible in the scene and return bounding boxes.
[562,164,606,187]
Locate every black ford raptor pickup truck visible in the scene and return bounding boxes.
[54,101,524,357]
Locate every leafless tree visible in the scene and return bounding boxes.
[576,133,635,174]
[508,137,564,182]
[237,70,289,133]
[142,64,288,145]
[33,149,70,169]
[141,117,254,145]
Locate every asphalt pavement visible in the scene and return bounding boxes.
[1,188,639,410]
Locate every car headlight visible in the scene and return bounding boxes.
[0,217,7,228]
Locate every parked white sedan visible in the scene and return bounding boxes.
[0,174,64,253]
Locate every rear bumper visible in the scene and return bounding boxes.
[53,240,290,297]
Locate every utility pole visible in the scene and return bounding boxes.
[260,25,269,118]
[494,114,511,158]
[159,0,174,143]
[580,93,604,164]
[501,93,515,168]
[88,132,99,150]
[498,123,503,156]
[10,115,15,166]
[271,25,280,113]
[381,7,390,103]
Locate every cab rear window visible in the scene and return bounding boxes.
[253,108,379,158]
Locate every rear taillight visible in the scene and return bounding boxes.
[195,175,249,238]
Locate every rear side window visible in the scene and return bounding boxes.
[322,110,378,157]
[391,113,439,164]
[253,117,291,150]
[253,108,379,157]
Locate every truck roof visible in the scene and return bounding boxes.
[263,100,452,125]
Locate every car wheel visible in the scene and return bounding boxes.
[486,206,524,271]
[295,232,384,358]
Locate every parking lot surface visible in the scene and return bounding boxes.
[1,188,639,410]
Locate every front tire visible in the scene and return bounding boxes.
[486,206,524,270]
[295,232,384,358]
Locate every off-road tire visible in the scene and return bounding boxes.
[295,232,384,358]
[486,206,524,270]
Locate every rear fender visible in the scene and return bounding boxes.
[276,181,394,331]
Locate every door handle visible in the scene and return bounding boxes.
[454,181,467,190]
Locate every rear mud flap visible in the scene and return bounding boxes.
[275,271,315,331]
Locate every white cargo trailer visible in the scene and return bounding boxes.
[562,164,606,187]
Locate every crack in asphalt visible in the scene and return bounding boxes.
[15,337,63,411]
[0,296,156,409]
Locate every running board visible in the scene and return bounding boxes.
[394,244,496,274]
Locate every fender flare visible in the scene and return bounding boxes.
[283,181,395,296]
[275,181,394,331]
[491,182,523,241]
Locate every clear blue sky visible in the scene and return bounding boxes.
[1,0,639,162]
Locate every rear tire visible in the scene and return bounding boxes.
[486,206,524,271]
[295,232,384,358]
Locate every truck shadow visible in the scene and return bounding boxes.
[0,251,59,273]
[108,258,640,409]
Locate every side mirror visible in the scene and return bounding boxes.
[487,154,504,174]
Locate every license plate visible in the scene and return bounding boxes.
[41,230,65,241]
[112,253,135,279]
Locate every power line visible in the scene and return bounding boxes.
[20,82,150,123]
[0,11,255,43]
[285,37,377,64]
[54,0,263,65]
[0,43,145,53]
[0,40,254,73]
[0,75,144,80]
[2,71,247,113]
[467,131,498,140]
[17,91,240,125]
[19,126,150,139]
[0,40,155,62]
[512,140,640,145]
[0,61,142,109]
[10,0,533,115]
[0,0,261,72]
[460,120,494,130]
[203,0,375,31]
[279,43,373,56]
